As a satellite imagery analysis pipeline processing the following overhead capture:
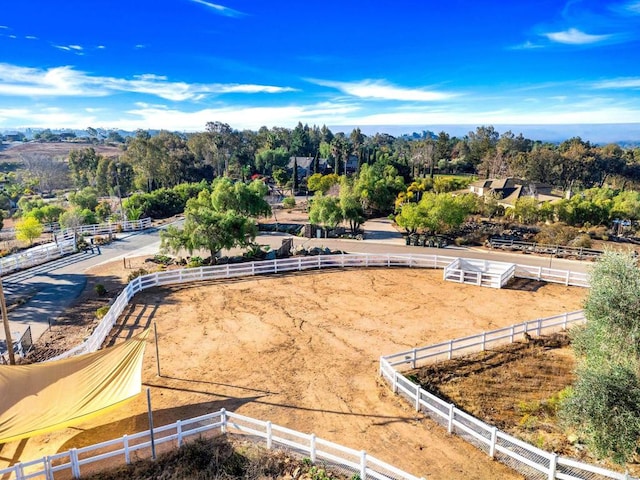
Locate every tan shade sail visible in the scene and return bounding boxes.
[0,331,149,444]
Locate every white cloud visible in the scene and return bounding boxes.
[97,45,106,49]
[509,40,543,50]
[135,44,146,49]
[622,1,640,14]
[0,26,8,29]
[310,79,456,102]
[592,77,640,89]
[25,35,38,40]
[542,28,611,44]
[0,63,296,101]
[190,0,245,17]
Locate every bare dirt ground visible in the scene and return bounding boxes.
[4,262,587,480]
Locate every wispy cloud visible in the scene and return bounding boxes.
[310,79,456,102]
[542,27,612,44]
[619,0,640,14]
[0,26,8,30]
[0,63,296,101]
[190,0,245,18]
[509,40,544,50]
[25,35,38,40]
[54,44,84,55]
[591,77,640,89]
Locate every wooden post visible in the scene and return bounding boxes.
[0,279,16,365]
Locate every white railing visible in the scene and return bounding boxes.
[50,253,590,361]
[0,218,151,277]
[382,310,586,371]
[0,239,76,277]
[379,317,636,479]
[57,217,152,240]
[0,409,422,480]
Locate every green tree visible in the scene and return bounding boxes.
[561,251,640,463]
[15,216,43,246]
[160,178,270,262]
[69,187,99,211]
[339,177,365,234]
[68,147,101,188]
[308,193,343,229]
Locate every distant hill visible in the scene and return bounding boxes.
[0,142,123,166]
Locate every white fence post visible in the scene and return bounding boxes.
[360,450,367,480]
[415,384,421,411]
[310,433,317,462]
[45,456,53,480]
[510,325,514,343]
[548,453,557,480]
[266,421,272,449]
[489,427,497,458]
[448,339,453,360]
[221,408,227,433]
[70,448,81,478]
[177,420,183,447]
[563,312,568,330]
[392,371,398,393]
[412,348,417,369]
[447,404,454,434]
[481,332,486,351]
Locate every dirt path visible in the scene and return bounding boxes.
[2,266,586,480]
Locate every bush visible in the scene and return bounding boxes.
[127,268,149,282]
[561,365,640,464]
[535,223,582,246]
[152,254,174,265]
[96,306,110,319]
[282,196,296,209]
[94,284,107,296]
[186,256,204,268]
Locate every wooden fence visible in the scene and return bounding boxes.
[0,409,422,480]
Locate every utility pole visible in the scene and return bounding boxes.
[0,279,16,365]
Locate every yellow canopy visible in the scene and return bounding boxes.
[0,331,149,444]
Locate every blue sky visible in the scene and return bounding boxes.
[1,0,639,135]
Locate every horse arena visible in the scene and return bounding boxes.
[3,262,587,480]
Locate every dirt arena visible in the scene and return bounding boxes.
[2,266,587,480]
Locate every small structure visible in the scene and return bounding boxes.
[443,258,515,288]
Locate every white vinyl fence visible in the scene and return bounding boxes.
[0,218,152,277]
[0,239,76,276]
[49,253,591,361]
[56,217,152,240]
[0,409,423,480]
[379,317,637,480]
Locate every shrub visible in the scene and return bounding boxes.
[96,306,110,319]
[94,284,107,296]
[282,196,296,209]
[186,256,204,268]
[127,268,149,282]
[152,254,174,265]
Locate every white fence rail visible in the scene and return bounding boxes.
[0,218,151,278]
[0,239,76,277]
[382,310,586,371]
[57,217,152,240]
[50,253,590,361]
[0,409,422,480]
[379,315,636,479]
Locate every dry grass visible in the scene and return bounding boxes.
[82,435,352,480]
